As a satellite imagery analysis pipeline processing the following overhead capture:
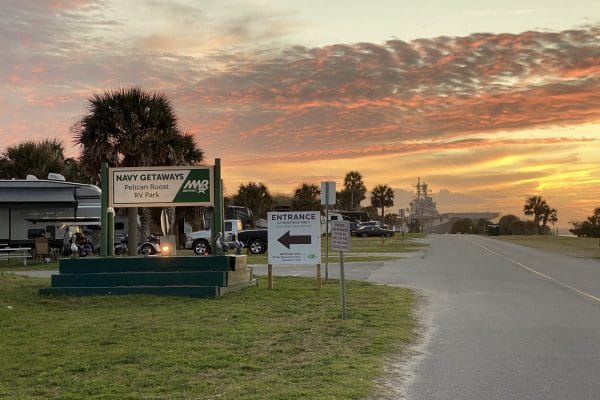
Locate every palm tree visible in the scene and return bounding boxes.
[523,196,557,234]
[73,87,203,174]
[72,87,204,252]
[232,182,274,227]
[342,171,367,210]
[371,184,394,224]
[292,183,321,211]
[0,139,68,179]
[542,207,558,231]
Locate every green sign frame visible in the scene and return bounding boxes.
[108,166,214,208]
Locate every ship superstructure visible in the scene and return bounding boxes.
[409,177,438,221]
[407,177,499,233]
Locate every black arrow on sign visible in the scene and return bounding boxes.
[277,231,312,249]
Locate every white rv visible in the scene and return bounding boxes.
[0,175,101,252]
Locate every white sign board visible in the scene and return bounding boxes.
[109,166,213,207]
[268,211,321,265]
[320,181,336,205]
[331,221,351,252]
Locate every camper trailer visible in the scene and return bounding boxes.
[0,175,101,252]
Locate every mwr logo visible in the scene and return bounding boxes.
[182,179,210,194]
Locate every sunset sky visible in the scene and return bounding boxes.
[1,1,599,229]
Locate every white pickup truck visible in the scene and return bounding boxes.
[185,219,243,255]
[185,219,269,255]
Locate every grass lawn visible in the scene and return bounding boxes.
[495,235,600,259]
[0,273,415,399]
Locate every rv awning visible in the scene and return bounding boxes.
[24,217,100,224]
[0,188,77,204]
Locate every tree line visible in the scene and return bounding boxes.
[225,172,396,227]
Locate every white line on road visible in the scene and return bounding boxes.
[470,239,600,304]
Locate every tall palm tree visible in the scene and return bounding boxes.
[73,87,203,174]
[0,139,67,179]
[233,182,274,227]
[523,195,556,234]
[72,87,204,252]
[292,183,321,211]
[371,184,394,224]
[343,171,367,210]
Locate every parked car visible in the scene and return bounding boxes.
[353,225,395,238]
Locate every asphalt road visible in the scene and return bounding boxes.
[255,234,600,399]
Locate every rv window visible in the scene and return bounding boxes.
[331,215,339,221]
[27,229,46,239]
[45,226,56,239]
[225,221,232,231]
[114,222,125,230]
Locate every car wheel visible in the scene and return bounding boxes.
[248,239,265,254]
[114,246,125,256]
[140,243,155,255]
[385,233,391,238]
[361,233,368,238]
[193,239,211,255]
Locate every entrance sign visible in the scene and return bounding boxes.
[109,166,213,207]
[331,221,351,252]
[268,211,321,265]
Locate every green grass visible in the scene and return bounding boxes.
[495,235,600,259]
[341,233,427,253]
[0,258,59,271]
[0,273,415,400]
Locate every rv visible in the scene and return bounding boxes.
[321,210,368,235]
[0,175,101,252]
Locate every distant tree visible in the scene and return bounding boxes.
[339,171,367,210]
[363,206,379,221]
[233,182,274,227]
[498,214,520,235]
[523,196,557,234]
[272,193,293,211]
[0,139,68,180]
[542,206,558,231]
[371,184,394,224]
[510,220,539,235]
[384,213,400,229]
[451,219,473,234]
[569,207,600,237]
[291,183,321,211]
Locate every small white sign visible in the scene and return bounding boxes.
[331,221,351,252]
[268,211,321,265]
[320,181,336,205]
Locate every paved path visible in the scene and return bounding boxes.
[381,235,600,399]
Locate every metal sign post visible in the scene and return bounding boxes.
[331,220,350,320]
[325,205,329,280]
[321,181,336,281]
[339,250,347,319]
